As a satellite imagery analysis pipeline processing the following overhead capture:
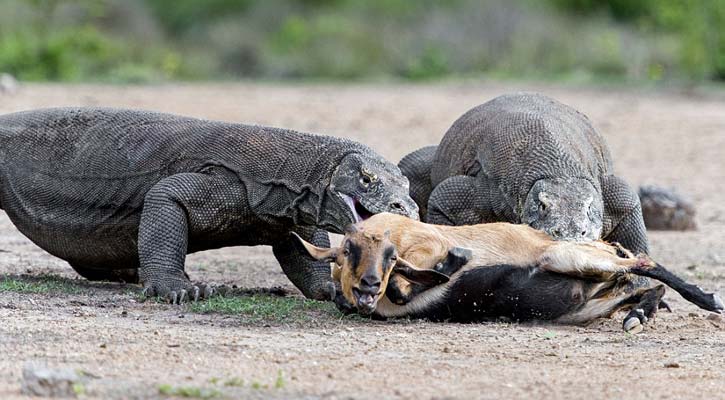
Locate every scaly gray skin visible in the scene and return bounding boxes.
[0,107,418,302]
[399,92,649,255]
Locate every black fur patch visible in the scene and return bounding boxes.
[382,246,395,266]
[347,240,362,274]
[418,265,587,322]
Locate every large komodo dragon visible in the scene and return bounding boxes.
[0,108,418,302]
[400,92,648,255]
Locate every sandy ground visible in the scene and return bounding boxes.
[1,82,724,399]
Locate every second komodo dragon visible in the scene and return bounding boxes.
[0,107,418,303]
[400,92,649,255]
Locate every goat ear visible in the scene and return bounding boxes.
[290,232,339,263]
[393,258,450,287]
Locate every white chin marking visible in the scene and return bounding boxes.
[339,193,362,223]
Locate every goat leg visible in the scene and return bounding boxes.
[629,261,723,313]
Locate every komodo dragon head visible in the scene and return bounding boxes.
[521,177,604,242]
[324,153,419,233]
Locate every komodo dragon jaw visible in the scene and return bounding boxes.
[328,153,419,229]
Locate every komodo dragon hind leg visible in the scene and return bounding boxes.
[274,227,335,301]
[426,175,485,226]
[398,145,437,221]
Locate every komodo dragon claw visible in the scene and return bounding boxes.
[141,283,215,304]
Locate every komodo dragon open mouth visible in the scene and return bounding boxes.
[339,193,375,223]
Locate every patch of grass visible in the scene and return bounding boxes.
[542,331,557,340]
[223,377,244,387]
[274,370,285,389]
[187,294,338,323]
[0,275,83,295]
[72,383,86,396]
[158,384,220,399]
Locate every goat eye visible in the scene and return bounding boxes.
[360,175,371,187]
[390,255,397,262]
[539,202,547,213]
[343,249,350,257]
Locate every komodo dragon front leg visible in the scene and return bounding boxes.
[137,170,336,303]
[138,171,245,303]
[426,175,509,226]
[273,227,336,301]
[398,145,437,221]
[426,176,485,226]
[601,175,649,255]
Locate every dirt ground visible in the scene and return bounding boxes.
[1,82,725,399]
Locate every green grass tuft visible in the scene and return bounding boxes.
[187,294,339,323]
[0,276,82,295]
[223,377,244,387]
[158,384,220,399]
[274,370,285,389]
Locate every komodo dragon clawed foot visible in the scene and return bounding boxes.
[141,279,215,304]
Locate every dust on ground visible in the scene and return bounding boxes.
[1,82,724,399]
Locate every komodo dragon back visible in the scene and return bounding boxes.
[431,92,613,195]
[411,92,648,255]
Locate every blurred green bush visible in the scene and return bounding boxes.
[0,0,723,83]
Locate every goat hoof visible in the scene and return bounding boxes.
[449,247,473,263]
[713,294,724,313]
[623,317,644,334]
[658,299,673,312]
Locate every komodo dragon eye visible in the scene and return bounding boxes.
[359,168,377,187]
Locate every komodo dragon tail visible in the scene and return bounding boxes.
[398,145,437,221]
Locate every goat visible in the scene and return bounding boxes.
[293,213,722,333]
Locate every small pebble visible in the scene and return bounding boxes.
[664,362,680,368]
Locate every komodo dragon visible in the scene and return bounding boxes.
[0,107,418,303]
[399,92,648,255]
